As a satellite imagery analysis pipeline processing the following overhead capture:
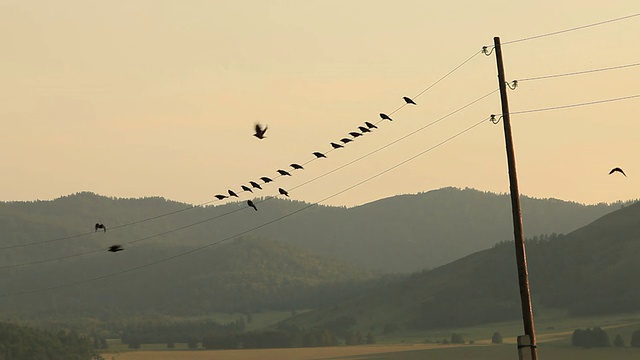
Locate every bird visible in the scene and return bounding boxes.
[278,188,289,197]
[340,138,353,144]
[260,176,273,183]
[380,113,392,121]
[313,151,326,158]
[214,194,228,200]
[358,126,371,133]
[331,142,344,149]
[365,121,378,129]
[253,123,268,139]
[249,181,263,190]
[277,169,292,176]
[349,132,362,138]
[609,167,627,177]
[403,96,416,105]
[290,163,304,170]
[241,185,253,193]
[95,223,106,233]
[247,200,258,211]
[108,245,124,253]
[228,190,239,198]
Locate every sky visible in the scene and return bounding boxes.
[1,1,639,208]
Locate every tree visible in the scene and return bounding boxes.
[614,334,624,347]
[451,333,465,344]
[366,332,376,344]
[492,332,503,344]
[631,330,640,347]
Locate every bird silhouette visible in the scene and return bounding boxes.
[241,185,253,193]
[253,123,268,139]
[277,169,292,176]
[215,194,228,200]
[249,181,263,189]
[609,167,627,177]
[365,121,378,129]
[247,200,258,211]
[290,163,304,170]
[403,96,416,105]
[340,138,353,144]
[349,132,362,138]
[331,142,344,149]
[358,126,371,133]
[108,245,124,253]
[260,176,273,183]
[380,113,392,121]
[313,152,326,158]
[95,223,106,233]
[228,190,239,198]
[278,188,289,197]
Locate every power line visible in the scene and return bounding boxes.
[511,94,640,115]
[0,116,491,298]
[0,48,483,251]
[516,61,640,82]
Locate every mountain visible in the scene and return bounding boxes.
[282,200,640,332]
[0,187,625,274]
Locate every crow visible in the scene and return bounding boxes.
[278,188,289,197]
[95,223,106,233]
[609,167,627,177]
[403,96,416,105]
[249,181,263,190]
[260,176,273,183]
[313,152,326,158]
[228,190,239,198]
[215,194,228,200]
[290,163,304,170]
[379,113,392,121]
[108,245,124,252]
[253,123,268,139]
[340,138,353,144]
[277,169,292,176]
[247,200,258,211]
[331,142,344,149]
[349,132,362,138]
[365,121,378,129]
[241,185,253,193]
[358,126,371,133]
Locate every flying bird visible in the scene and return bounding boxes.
[260,176,273,183]
[249,181,263,190]
[278,188,289,197]
[108,245,124,253]
[215,194,228,200]
[290,163,304,170]
[277,169,292,176]
[349,132,362,138]
[253,123,268,139]
[358,126,371,133]
[313,151,326,158]
[609,167,627,177]
[247,200,258,211]
[365,121,378,129]
[340,138,353,144]
[403,96,416,105]
[241,185,253,193]
[228,190,239,198]
[379,113,392,121]
[95,223,106,233]
[331,142,344,149]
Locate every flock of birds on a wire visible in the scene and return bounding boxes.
[96,93,628,253]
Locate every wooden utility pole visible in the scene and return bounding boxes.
[493,36,538,360]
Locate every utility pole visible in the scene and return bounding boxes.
[493,36,538,360]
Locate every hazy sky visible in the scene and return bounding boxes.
[2,1,639,207]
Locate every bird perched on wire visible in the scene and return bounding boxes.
[340,138,353,144]
[260,176,273,183]
[380,113,392,121]
[403,96,416,105]
[228,190,239,198]
[278,188,289,197]
[95,223,107,233]
[215,194,228,200]
[358,126,371,133]
[253,123,268,139]
[349,132,362,138]
[108,245,124,253]
[290,163,304,170]
[331,142,344,149]
[365,122,378,129]
[247,200,258,211]
[609,167,627,177]
[277,169,291,176]
[250,181,263,190]
[313,152,326,158]
[241,185,253,193]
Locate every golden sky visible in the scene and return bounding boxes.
[1,1,639,207]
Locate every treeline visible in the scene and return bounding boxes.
[121,318,245,348]
[0,322,94,360]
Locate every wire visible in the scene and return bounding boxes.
[0,116,491,298]
[0,47,484,251]
[517,62,640,82]
[511,94,640,115]
[503,12,640,45]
